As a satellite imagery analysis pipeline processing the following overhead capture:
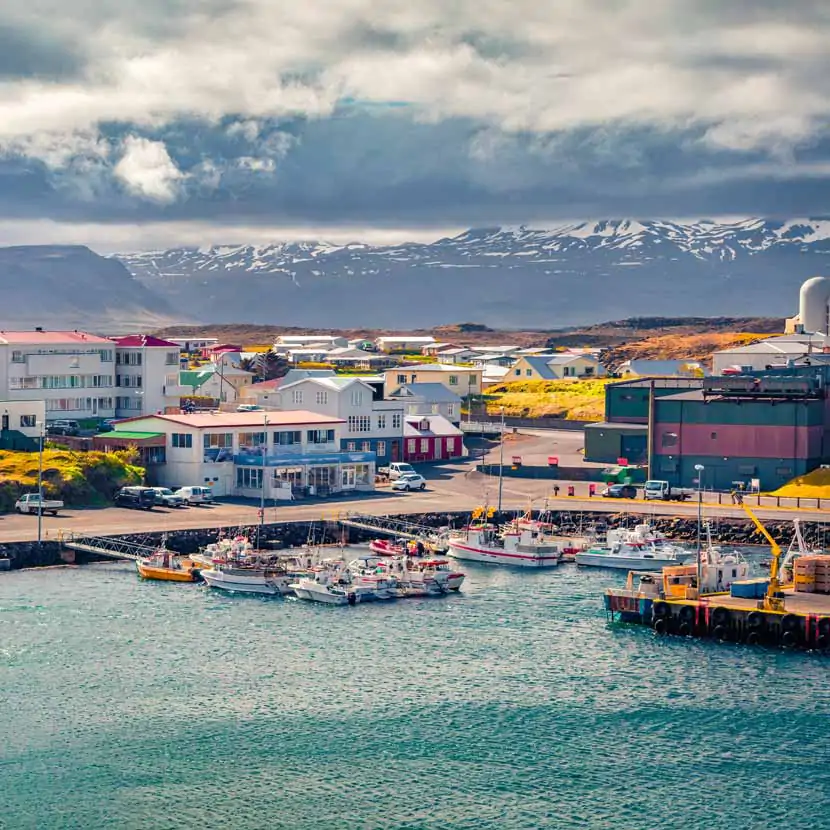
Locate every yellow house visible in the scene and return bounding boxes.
[384,364,483,396]
[509,354,606,381]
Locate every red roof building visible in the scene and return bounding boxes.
[112,335,181,348]
[403,415,464,462]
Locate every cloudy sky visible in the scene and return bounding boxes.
[1,0,830,249]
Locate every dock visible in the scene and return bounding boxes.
[60,533,158,562]
[337,512,447,543]
[606,586,830,650]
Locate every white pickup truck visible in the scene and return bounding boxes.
[15,493,64,515]
[643,480,695,502]
[377,462,417,480]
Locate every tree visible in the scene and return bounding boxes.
[240,352,290,381]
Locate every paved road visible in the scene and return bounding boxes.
[3,461,828,543]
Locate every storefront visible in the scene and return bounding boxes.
[234,450,376,500]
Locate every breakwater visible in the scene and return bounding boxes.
[1,510,827,570]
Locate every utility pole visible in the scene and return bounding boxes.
[258,413,269,549]
[694,463,705,594]
[37,421,44,547]
[497,406,505,513]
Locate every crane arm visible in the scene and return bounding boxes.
[739,501,783,598]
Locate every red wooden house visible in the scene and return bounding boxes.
[403,415,464,462]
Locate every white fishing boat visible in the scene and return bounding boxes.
[201,562,293,595]
[575,524,693,571]
[447,523,561,567]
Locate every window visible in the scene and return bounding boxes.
[447,404,455,418]
[526,369,532,377]
[239,431,266,448]
[166,352,179,365]
[584,367,594,376]
[392,412,402,429]
[431,404,439,414]
[119,352,142,366]
[420,439,429,453]
[449,375,459,386]
[376,440,386,457]
[407,439,416,453]
[316,390,328,405]
[515,368,521,376]
[348,415,371,432]
[98,397,114,410]
[377,414,387,429]
[97,350,114,362]
[355,464,371,485]
[307,428,335,444]
[19,414,36,428]
[447,437,457,454]
[204,433,233,449]
[172,433,193,448]
[469,374,477,386]
[710,431,717,439]
[275,430,302,446]
[661,432,678,448]
[346,441,356,451]
[11,350,24,363]
[396,374,407,384]
[361,441,371,452]
[236,467,263,489]
[291,390,304,405]
[350,389,364,406]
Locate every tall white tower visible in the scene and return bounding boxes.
[798,276,830,334]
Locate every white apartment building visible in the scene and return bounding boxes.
[113,335,187,418]
[273,376,405,464]
[113,411,374,499]
[0,329,117,420]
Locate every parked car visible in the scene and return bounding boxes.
[147,487,188,508]
[114,486,157,510]
[378,462,417,480]
[46,420,80,436]
[601,484,638,499]
[236,404,263,412]
[391,473,427,492]
[176,485,215,505]
[14,493,64,515]
[643,480,695,501]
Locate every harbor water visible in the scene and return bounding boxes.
[1,552,828,829]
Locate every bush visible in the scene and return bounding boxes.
[0,449,145,513]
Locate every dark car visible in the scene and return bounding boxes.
[114,486,156,510]
[601,484,637,499]
[47,419,80,436]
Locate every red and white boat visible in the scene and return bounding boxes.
[447,524,563,567]
[369,539,405,556]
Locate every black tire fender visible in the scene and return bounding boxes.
[747,611,766,631]
[713,625,728,641]
[679,605,696,624]
[781,629,798,648]
[781,613,800,634]
[746,630,761,646]
[712,607,730,627]
[652,601,671,619]
[817,617,830,637]
[654,618,668,635]
[678,621,692,637]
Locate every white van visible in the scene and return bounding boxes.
[176,485,215,505]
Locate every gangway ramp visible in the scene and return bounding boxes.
[337,513,448,544]
[60,533,158,562]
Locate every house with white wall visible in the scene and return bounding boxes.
[384,364,483,397]
[376,336,437,353]
[111,410,375,499]
[274,376,404,464]
[386,383,462,424]
[0,399,46,443]
[509,354,606,381]
[113,335,185,418]
[0,329,117,420]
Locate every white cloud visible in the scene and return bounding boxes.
[113,136,184,202]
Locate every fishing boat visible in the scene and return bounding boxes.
[135,548,202,582]
[576,524,693,571]
[447,522,562,567]
[201,562,293,595]
[507,514,591,562]
[291,576,362,605]
[369,539,405,556]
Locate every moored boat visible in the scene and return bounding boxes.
[201,563,292,595]
[576,525,693,571]
[447,523,561,567]
[136,549,202,582]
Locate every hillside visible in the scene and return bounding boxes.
[120,218,830,327]
[483,379,611,421]
[601,332,768,369]
[0,246,177,331]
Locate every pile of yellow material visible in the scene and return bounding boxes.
[771,468,830,498]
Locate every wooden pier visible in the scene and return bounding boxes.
[607,586,830,650]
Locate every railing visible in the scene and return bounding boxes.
[59,532,157,561]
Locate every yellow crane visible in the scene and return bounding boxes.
[739,500,785,612]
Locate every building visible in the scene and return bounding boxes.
[786,276,830,335]
[274,376,404,464]
[482,365,510,388]
[387,383,462,424]
[112,335,184,418]
[324,348,395,369]
[376,336,437,353]
[712,335,830,376]
[650,373,830,491]
[583,422,648,464]
[0,399,45,449]
[274,335,349,349]
[165,336,219,354]
[179,364,254,405]
[403,415,464,462]
[384,364,483,397]
[110,411,375,499]
[0,329,117,420]
[509,354,606,381]
[617,359,707,378]
[436,347,481,364]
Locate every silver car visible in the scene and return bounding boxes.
[147,487,188,508]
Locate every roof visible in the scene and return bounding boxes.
[621,359,704,376]
[280,369,337,385]
[99,430,165,440]
[326,348,385,360]
[393,363,481,373]
[717,340,817,356]
[403,414,463,437]
[584,422,648,432]
[376,336,437,343]
[113,335,180,348]
[280,376,368,392]
[388,383,462,403]
[519,356,559,379]
[0,330,113,345]
[121,411,344,429]
[180,369,215,389]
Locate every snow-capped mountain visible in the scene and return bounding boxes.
[116,218,830,327]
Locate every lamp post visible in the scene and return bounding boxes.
[497,406,505,513]
[694,463,705,594]
[36,420,45,547]
[257,413,269,549]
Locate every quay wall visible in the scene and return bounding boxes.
[1,511,829,571]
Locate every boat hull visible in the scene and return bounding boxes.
[290,582,358,605]
[136,560,199,582]
[575,552,686,571]
[447,541,559,568]
[201,569,289,595]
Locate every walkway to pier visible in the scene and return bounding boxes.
[59,533,157,561]
[337,512,448,541]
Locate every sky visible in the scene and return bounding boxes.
[2,0,830,250]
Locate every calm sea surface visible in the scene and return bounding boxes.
[1,551,828,830]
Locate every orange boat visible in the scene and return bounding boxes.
[136,549,201,582]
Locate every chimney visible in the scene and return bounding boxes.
[35,326,43,332]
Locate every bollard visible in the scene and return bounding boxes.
[588,484,596,497]
[567,485,575,497]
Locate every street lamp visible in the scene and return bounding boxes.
[497,406,505,513]
[36,420,45,547]
[257,413,269,549]
[694,463,705,595]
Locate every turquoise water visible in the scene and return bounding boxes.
[1,555,828,830]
